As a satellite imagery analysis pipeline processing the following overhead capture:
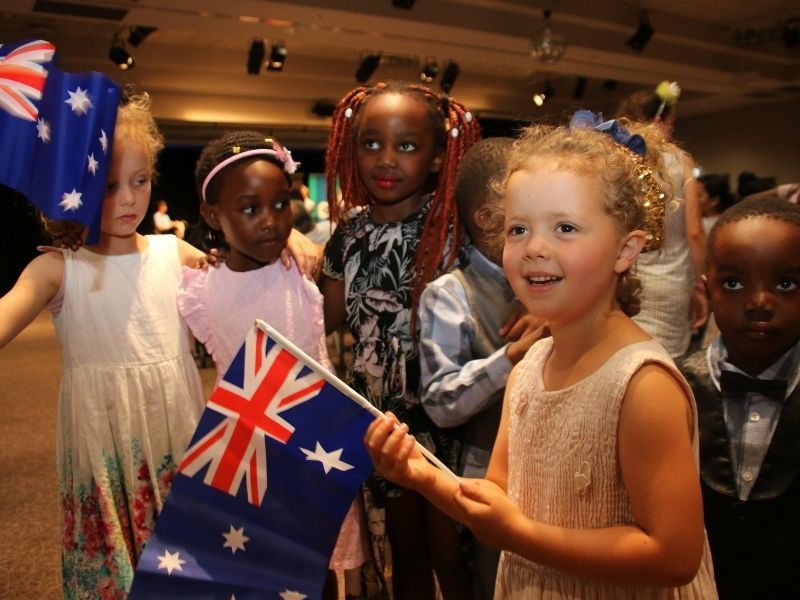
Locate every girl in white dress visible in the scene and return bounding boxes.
[0,95,318,599]
[365,119,718,599]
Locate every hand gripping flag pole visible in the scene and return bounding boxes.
[254,319,460,482]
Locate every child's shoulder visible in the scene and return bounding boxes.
[26,249,66,283]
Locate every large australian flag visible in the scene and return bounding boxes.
[0,39,120,243]
[130,320,379,599]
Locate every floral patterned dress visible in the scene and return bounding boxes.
[323,198,464,445]
[323,198,466,594]
[51,236,205,598]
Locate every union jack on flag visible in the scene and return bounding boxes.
[0,39,55,121]
[131,322,378,599]
[179,326,327,507]
[0,39,120,242]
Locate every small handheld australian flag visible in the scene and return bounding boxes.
[130,320,382,599]
[0,39,120,243]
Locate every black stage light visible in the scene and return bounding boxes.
[267,41,287,71]
[392,0,416,8]
[127,26,157,47]
[573,76,587,100]
[312,100,336,117]
[356,53,381,83]
[247,39,265,75]
[109,41,134,70]
[439,61,459,94]
[419,58,438,84]
[783,18,800,48]
[627,14,655,51]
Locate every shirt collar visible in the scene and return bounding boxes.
[706,336,800,399]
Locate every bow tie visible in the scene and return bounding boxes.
[719,370,788,400]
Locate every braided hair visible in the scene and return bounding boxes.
[194,130,296,249]
[325,81,481,316]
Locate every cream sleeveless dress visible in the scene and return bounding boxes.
[52,235,205,598]
[496,338,717,599]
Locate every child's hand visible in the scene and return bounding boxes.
[502,311,549,364]
[282,228,323,279]
[364,412,435,491]
[455,478,524,550]
[688,288,709,329]
[206,247,228,269]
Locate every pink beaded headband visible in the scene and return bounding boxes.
[201,144,299,202]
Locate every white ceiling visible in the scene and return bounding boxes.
[2,0,798,146]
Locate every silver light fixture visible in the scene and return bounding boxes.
[531,9,566,64]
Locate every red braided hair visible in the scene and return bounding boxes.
[325,81,482,324]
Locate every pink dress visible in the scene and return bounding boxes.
[178,261,366,569]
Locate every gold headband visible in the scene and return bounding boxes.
[625,148,665,252]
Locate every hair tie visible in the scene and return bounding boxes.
[570,110,646,156]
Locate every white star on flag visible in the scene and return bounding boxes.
[156,549,186,575]
[59,189,83,211]
[222,525,250,554]
[36,118,50,143]
[65,86,92,115]
[300,442,354,475]
[99,129,108,153]
[280,591,307,600]
[87,153,98,175]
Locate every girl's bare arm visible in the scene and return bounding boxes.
[0,253,64,348]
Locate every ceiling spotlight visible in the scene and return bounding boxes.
[626,13,655,51]
[127,26,157,47]
[531,9,567,64]
[392,0,416,7]
[356,53,381,83]
[439,61,460,94]
[247,39,265,75]
[109,38,134,70]
[419,58,439,84]
[267,41,287,71]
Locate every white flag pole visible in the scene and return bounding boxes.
[255,319,459,482]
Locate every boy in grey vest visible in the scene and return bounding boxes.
[418,137,547,600]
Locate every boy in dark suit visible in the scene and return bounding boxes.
[681,197,800,599]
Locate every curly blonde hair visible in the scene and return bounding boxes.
[491,123,669,316]
[114,91,164,174]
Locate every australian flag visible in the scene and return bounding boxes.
[0,39,120,242]
[130,321,378,599]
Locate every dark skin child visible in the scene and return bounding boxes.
[706,216,800,375]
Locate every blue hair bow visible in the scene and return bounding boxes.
[569,110,647,156]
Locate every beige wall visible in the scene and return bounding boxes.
[676,98,800,191]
